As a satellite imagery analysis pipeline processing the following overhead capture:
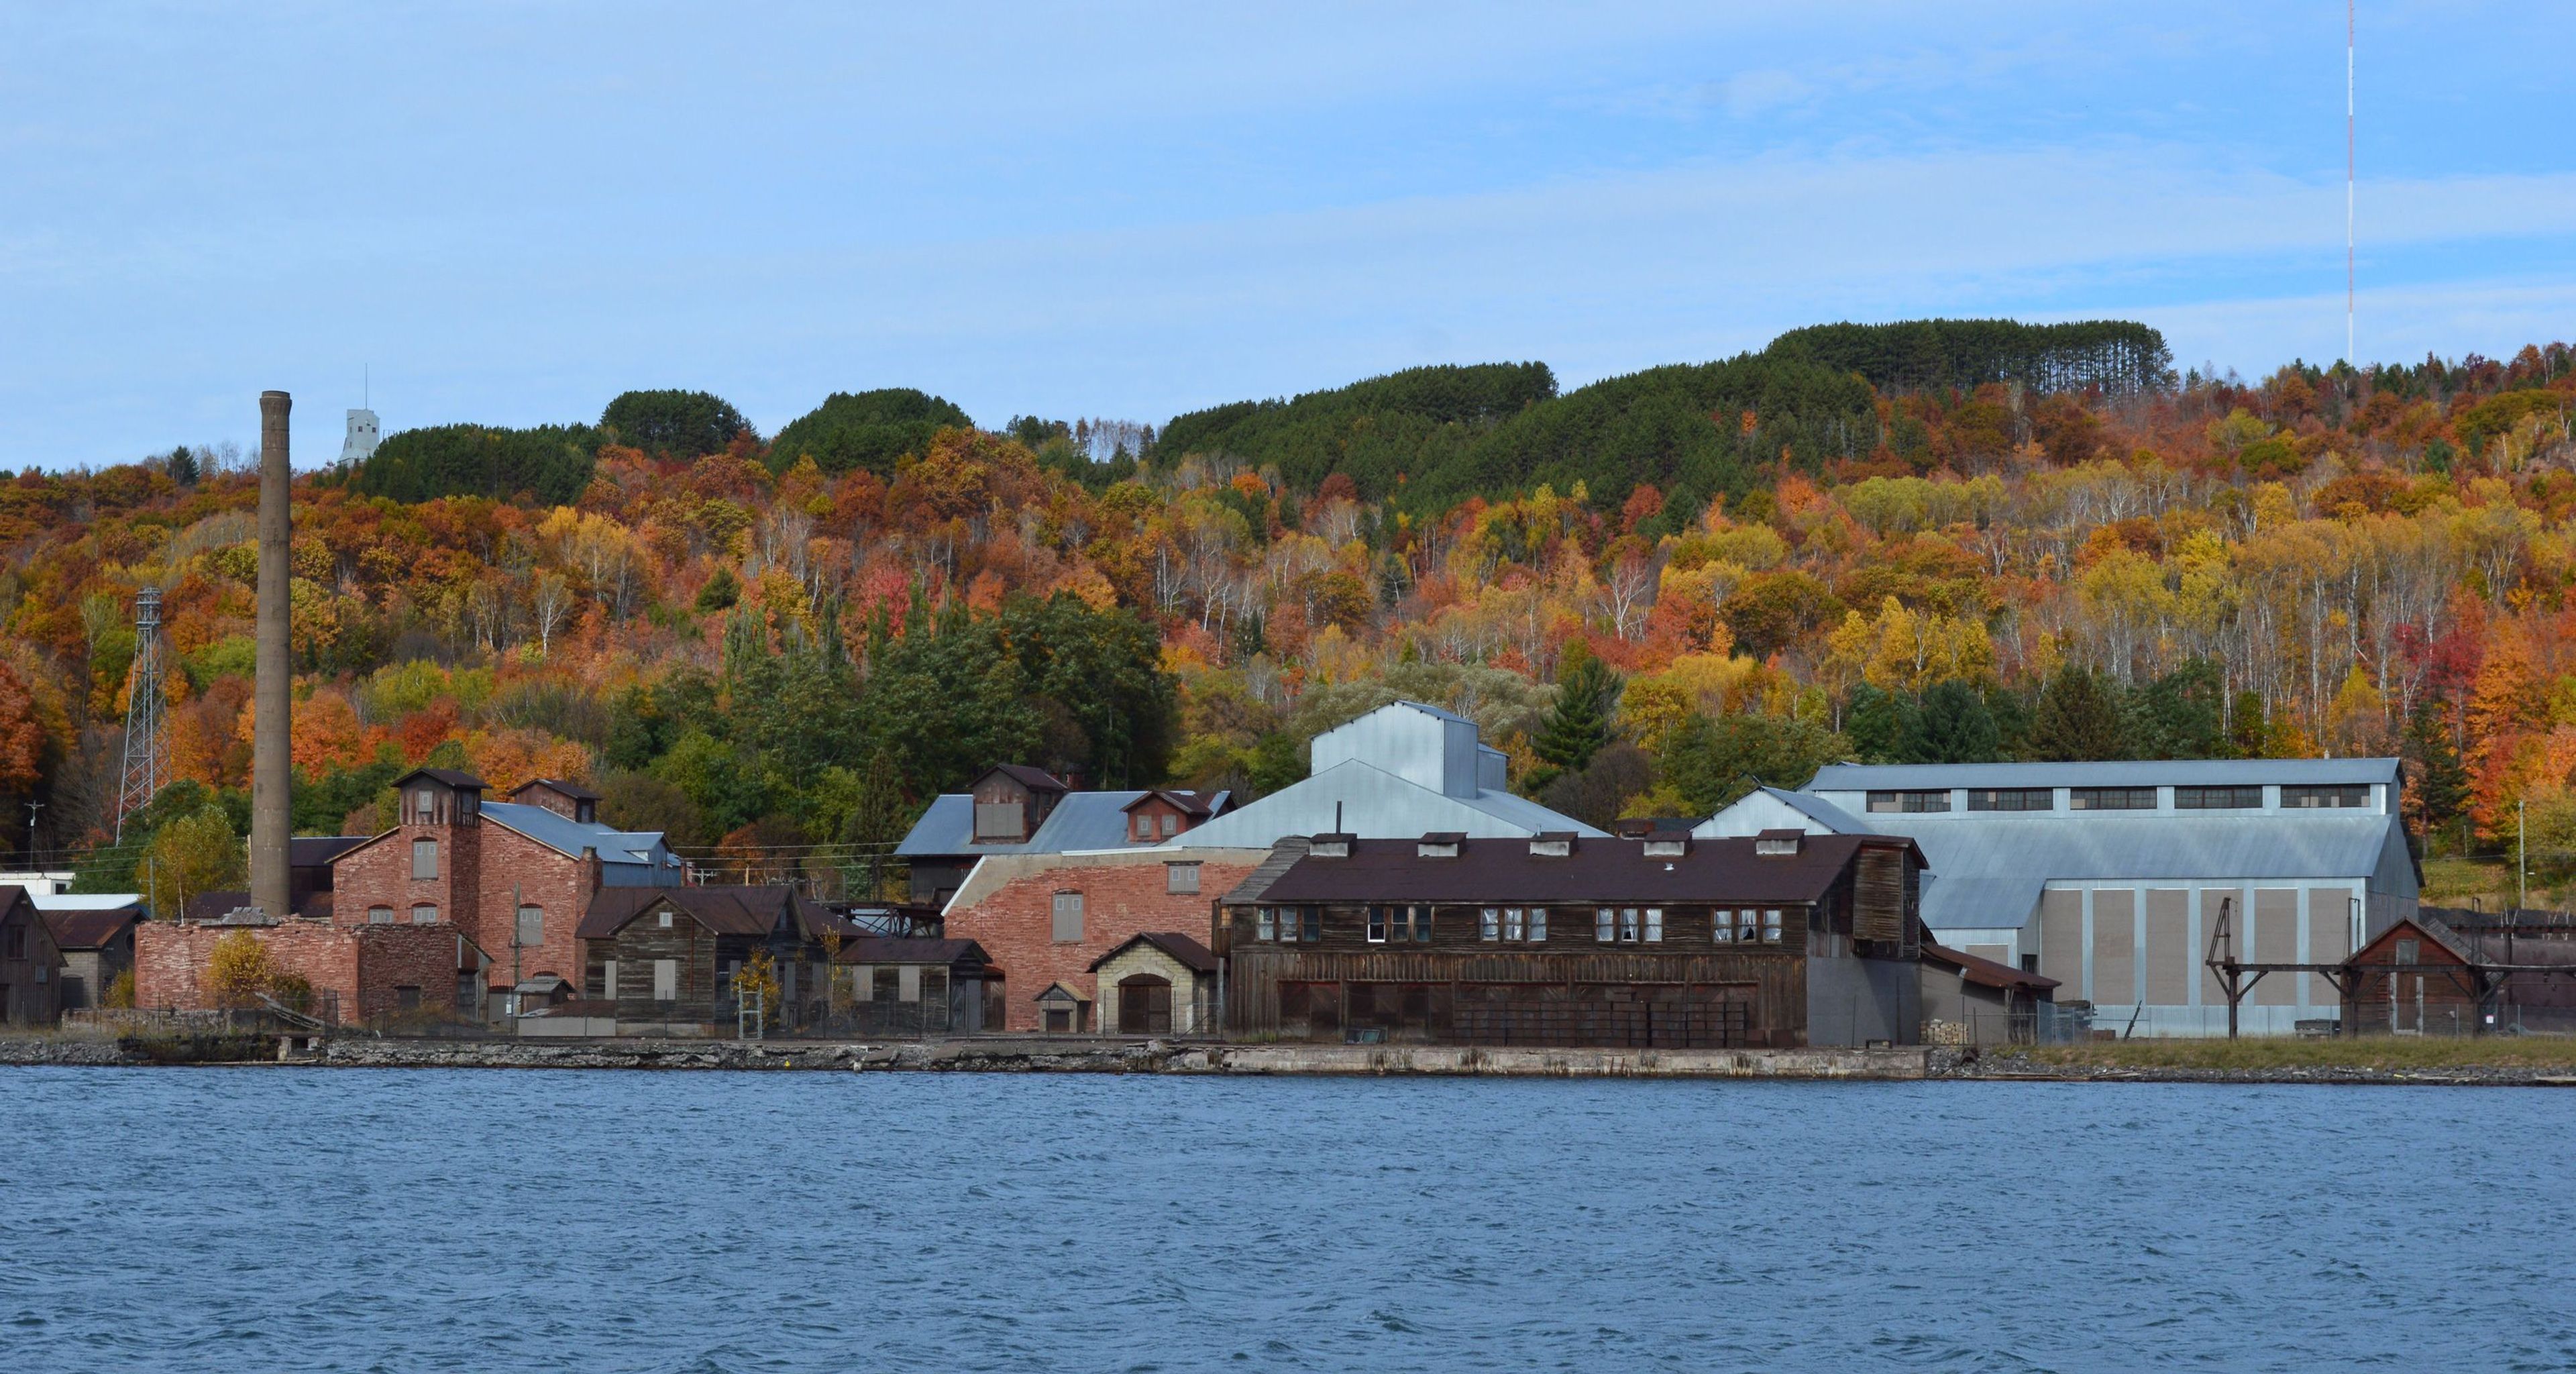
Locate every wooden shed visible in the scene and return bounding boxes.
[831,937,995,1037]
[0,886,64,1026]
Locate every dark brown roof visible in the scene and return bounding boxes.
[1255,833,1921,906]
[394,766,488,790]
[42,908,140,950]
[983,764,1069,792]
[1921,941,2059,991]
[1125,789,1218,818]
[578,886,820,939]
[1089,931,1219,975]
[513,777,602,802]
[835,936,989,967]
[290,835,367,867]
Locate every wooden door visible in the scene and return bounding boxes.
[1120,975,1172,1035]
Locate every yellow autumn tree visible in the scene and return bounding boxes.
[205,929,275,1009]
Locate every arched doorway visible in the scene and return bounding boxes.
[1118,973,1172,1035]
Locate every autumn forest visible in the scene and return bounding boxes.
[7,319,2575,906]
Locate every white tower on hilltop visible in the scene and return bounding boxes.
[341,408,380,464]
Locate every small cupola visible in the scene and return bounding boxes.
[1528,831,1576,858]
[1754,828,1805,857]
[1309,832,1356,859]
[1417,831,1464,858]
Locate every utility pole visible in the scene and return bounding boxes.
[24,800,42,863]
[510,880,525,1021]
[2518,798,2528,912]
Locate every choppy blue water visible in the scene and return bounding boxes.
[2,1068,2571,1372]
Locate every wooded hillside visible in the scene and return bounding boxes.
[7,321,2575,898]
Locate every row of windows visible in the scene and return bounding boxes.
[1870,784,2375,813]
[1252,906,1785,946]
[366,903,546,943]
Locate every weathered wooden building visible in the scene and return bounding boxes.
[0,886,66,1026]
[575,886,852,1032]
[1217,829,1927,1048]
[832,937,996,1037]
[2341,910,2576,1036]
[1918,941,2059,1045]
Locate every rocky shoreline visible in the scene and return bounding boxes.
[3,1035,2570,1085]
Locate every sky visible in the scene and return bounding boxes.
[3,1,2571,470]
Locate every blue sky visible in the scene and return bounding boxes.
[4,2,2571,470]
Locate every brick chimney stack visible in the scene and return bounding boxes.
[250,390,292,920]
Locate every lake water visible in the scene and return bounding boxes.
[1,1068,2569,1372]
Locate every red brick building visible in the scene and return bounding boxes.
[135,916,469,1021]
[941,847,1267,1032]
[326,767,684,1016]
[140,768,687,1025]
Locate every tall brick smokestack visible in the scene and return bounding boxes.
[250,390,292,920]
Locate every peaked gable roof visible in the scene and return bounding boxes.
[578,886,842,940]
[1089,931,1220,975]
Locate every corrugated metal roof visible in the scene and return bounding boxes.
[1882,813,2400,931]
[1807,757,2402,791]
[1765,788,1869,833]
[482,802,679,874]
[28,894,142,912]
[896,790,1162,857]
[40,907,139,949]
[1174,759,1603,849]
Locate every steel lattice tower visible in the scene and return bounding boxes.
[114,585,172,840]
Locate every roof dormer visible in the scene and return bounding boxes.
[1754,829,1804,857]
[1417,832,1464,858]
[1309,832,1355,858]
[392,767,488,828]
[511,777,601,825]
[1529,831,1576,857]
[1640,831,1690,859]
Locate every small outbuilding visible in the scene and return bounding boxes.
[35,898,140,1012]
[1919,941,2059,1045]
[1034,981,1092,1034]
[1089,931,1218,1035]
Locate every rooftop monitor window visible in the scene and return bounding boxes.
[2283,784,2369,809]
[1642,837,1688,857]
[2069,787,2157,811]
[1866,790,1951,814]
[2176,785,2263,810]
[1968,788,2053,812]
[1754,833,1801,856]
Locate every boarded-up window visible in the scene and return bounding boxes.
[974,802,1024,841]
[396,986,421,1010]
[517,904,543,947]
[602,960,619,1000]
[2039,890,2084,995]
[2093,890,2136,1006]
[898,965,922,1002]
[1854,847,1906,944]
[368,906,393,924]
[411,903,437,924]
[2253,888,2300,1005]
[2308,889,2353,1004]
[1160,812,1177,837]
[1051,891,1084,943]
[2143,890,2190,1006]
[1166,863,1199,895]
[411,837,438,880]
[652,959,677,1001]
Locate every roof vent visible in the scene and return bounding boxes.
[1754,829,1803,857]
[1529,832,1575,857]
[1417,832,1464,858]
[1310,832,1354,859]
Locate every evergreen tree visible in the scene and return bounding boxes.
[2129,659,2226,759]
[2404,700,2471,853]
[838,749,914,900]
[1843,684,1914,763]
[1534,645,1620,771]
[1905,679,2000,763]
[2027,664,2128,761]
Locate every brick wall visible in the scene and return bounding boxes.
[943,849,1259,1032]
[135,920,466,1022]
[331,817,602,1001]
